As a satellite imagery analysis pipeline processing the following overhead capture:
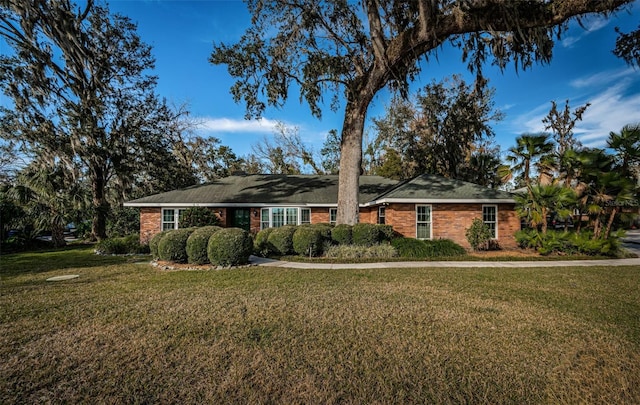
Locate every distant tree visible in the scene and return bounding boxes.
[173,135,245,182]
[211,0,632,225]
[250,122,322,174]
[371,76,502,181]
[320,129,341,175]
[0,0,188,240]
[542,100,590,157]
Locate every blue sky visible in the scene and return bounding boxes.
[107,1,639,159]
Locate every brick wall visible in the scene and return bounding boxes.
[311,207,331,224]
[384,203,519,249]
[138,203,520,249]
[140,208,161,243]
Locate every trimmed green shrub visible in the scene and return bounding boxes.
[267,225,297,256]
[352,223,381,246]
[96,234,148,255]
[311,223,333,241]
[331,224,352,245]
[149,230,170,259]
[254,227,276,257]
[293,226,325,256]
[186,226,222,264]
[158,228,196,263]
[324,244,398,259]
[179,207,220,228]
[391,238,431,258]
[207,227,253,266]
[425,239,467,257]
[378,224,396,242]
[465,218,493,251]
[391,237,466,258]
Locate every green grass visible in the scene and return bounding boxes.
[2,246,640,404]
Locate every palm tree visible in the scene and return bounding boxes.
[607,123,640,182]
[11,162,88,247]
[516,184,574,234]
[505,133,555,189]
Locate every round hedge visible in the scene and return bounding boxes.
[158,228,196,263]
[207,227,253,266]
[267,225,297,256]
[378,224,396,242]
[331,224,352,245]
[311,223,333,241]
[254,227,276,257]
[186,226,222,264]
[352,223,381,246]
[149,230,170,259]
[293,226,325,256]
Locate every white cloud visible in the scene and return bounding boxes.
[508,73,640,148]
[197,117,280,133]
[562,15,609,48]
[573,82,640,147]
[570,67,636,88]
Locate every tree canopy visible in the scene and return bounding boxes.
[0,0,192,239]
[211,0,634,225]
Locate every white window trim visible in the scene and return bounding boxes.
[378,206,386,224]
[416,204,432,240]
[161,208,187,230]
[260,207,312,229]
[482,204,498,239]
[329,208,337,225]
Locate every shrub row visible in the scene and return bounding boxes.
[324,244,398,259]
[253,223,397,258]
[95,234,150,255]
[515,229,622,257]
[151,227,253,266]
[391,238,466,258]
[253,223,466,259]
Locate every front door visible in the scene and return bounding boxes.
[232,208,251,231]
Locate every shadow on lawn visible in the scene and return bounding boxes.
[0,244,139,277]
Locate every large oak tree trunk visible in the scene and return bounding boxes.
[337,100,367,225]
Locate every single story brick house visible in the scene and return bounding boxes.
[124,173,520,249]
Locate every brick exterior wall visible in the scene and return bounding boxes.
[140,208,162,244]
[384,202,519,249]
[138,203,520,249]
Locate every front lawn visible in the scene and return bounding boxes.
[2,246,639,404]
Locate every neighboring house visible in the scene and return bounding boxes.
[124,173,520,249]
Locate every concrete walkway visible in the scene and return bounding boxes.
[250,230,640,269]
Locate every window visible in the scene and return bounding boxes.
[260,207,311,228]
[329,208,337,225]
[162,208,185,230]
[272,208,285,228]
[301,208,311,225]
[416,205,432,239]
[378,206,386,224]
[286,208,298,225]
[483,205,497,239]
[260,208,270,230]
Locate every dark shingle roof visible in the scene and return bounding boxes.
[376,174,514,202]
[124,173,514,207]
[125,175,399,206]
